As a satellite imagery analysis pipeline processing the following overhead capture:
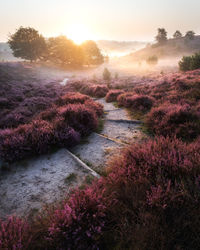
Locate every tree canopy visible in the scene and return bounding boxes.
[8,27,104,67]
[155,28,167,44]
[81,40,104,65]
[8,27,46,62]
[173,30,182,39]
[46,36,84,66]
[185,31,195,40]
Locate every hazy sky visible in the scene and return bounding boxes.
[0,0,200,42]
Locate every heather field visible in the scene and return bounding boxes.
[0,62,200,250]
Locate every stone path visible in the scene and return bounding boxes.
[0,97,143,218]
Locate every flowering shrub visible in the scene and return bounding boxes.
[105,90,124,102]
[105,136,200,249]
[58,104,98,136]
[91,85,109,98]
[1,137,200,249]
[0,98,101,163]
[146,103,200,140]
[0,217,32,250]
[71,82,109,98]
[56,92,90,106]
[117,93,154,112]
[45,184,115,250]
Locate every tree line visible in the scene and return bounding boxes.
[155,28,196,44]
[8,27,104,66]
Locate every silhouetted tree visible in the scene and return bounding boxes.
[185,31,195,40]
[46,36,84,66]
[81,41,104,65]
[8,27,46,62]
[173,30,182,39]
[155,28,167,44]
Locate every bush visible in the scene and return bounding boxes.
[103,68,111,81]
[146,55,158,65]
[105,90,124,102]
[58,104,98,136]
[105,136,200,249]
[56,92,90,106]
[0,217,32,250]
[0,90,102,163]
[1,137,200,249]
[74,83,109,98]
[146,103,200,140]
[179,53,200,71]
[117,93,154,112]
[91,85,109,98]
[45,184,114,250]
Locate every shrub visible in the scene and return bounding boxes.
[1,137,200,249]
[179,53,200,71]
[146,103,200,140]
[45,184,115,250]
[58,104,98,136]
[117,92,134,107]
[146,55,158,65]
[84,99,104,117]
[103,68,111,81]
[56,92,90,106]
[91,85,109,98]
[105,90,124,102]
[105,136,200,249]
[0,217,32,250]
[117,93,154,112]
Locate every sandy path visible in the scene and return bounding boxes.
[0,97,143,218]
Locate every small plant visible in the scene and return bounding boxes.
[103,68,111,81]
[65,173,77,183]
[146,55,158,65]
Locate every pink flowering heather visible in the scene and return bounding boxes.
[105,90,124,102]
[0,217,32,250]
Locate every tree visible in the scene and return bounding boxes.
[8,27,46,62]
[185,31,195,40]
[173,30,182,39]
[103,68,111,81]
[81,41,104,65]
[46,36,84,66]
[155,28,167,44]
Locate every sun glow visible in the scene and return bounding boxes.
[66,24,95,45]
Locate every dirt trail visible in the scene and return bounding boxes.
[0,98,143,218]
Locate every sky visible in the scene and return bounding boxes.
[0,0,200,42]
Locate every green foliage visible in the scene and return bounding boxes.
[65,173,77,183]
[179,53,200,71]
[8,26,46,62]
[103,68,111,81]
[155,28,167,44]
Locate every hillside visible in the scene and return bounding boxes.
[96,40,147,57]
[0,42,19,61]
[128,35,200,61]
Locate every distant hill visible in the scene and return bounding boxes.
[96,40,147,57]
[127,36,200,61]
[0,43,19,61]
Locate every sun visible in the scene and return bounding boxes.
[66,24,94,45]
